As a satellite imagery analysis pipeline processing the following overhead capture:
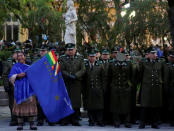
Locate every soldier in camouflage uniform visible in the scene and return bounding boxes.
[138,48,164,129]
[83,49,105,127]
[59,43,85,126]
[109,52,132,128]
[2,51,18,126]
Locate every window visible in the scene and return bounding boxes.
[4,15,20,42]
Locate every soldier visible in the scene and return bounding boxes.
[39,46,48,57]
[95,48,101,61]
[110,46,119,60]
[164,50,174,126]
[100,48,112,125]
[36,46,48,126]
[83,49,105,127]
[59,43,85,126]
[130,54,142,124]
[32,50,40,64]
[1,50,18,126]
[109,52,132,128]
[138,48,164,129]
[25,48,32,65]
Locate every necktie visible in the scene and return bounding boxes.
[91,63,94,70]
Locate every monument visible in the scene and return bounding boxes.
[64,0,78,44]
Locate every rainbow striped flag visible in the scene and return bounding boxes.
[26,50,74,122]
[46,51,59,76]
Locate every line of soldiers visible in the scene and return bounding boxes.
[1,43,174,129]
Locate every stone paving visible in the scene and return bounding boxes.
[0,106,174,131]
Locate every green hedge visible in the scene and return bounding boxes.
[0,50,12,61]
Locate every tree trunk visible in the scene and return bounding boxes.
[168,0,174,47]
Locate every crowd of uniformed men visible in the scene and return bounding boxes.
[0,41,174,129]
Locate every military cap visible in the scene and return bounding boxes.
[40,46,48,51]
[14,49,22,53]
[111,46,119,53]
[65,43,75,49]
[101,48,110,55]
[95,47,99,53]
[150,48,157,53]
[146,46,157,54]
[123,50,129,56]
[88,49,96,57]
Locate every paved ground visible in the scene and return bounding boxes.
[0,106,174,131]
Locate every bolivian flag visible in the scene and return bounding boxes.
[26,51,74,122]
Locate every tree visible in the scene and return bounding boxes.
[2,0,64,46]
[0,0,11,39]
[77,0,110,48]
[119,0,169,50]
[168,0,174,47]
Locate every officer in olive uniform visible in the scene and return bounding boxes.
[40,46,48,57]
[109,52,132,128]
[100,48,112,125]
[32,50,40,64]
[24,48,32,65]
[139,48,164,129]
[110,46,119,60]
[59,43,86,126]
[130,55,142,123]
[95,48,101,61]
[83,49,105,127]
[2,50,18,126]
[164,50,174,126]
[36,46,49,126]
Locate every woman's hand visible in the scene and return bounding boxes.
[17,73,26,78]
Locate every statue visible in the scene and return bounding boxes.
[64,0,78,44]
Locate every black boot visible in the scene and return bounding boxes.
[89,122,95,126]
[71,121,81,126]
[139,122,145,129]
[17,123,23,130]
[37,120,44,126]
[48,122,56,126]
[97,122,105,127]
[151,123,160,129]
[30,122,37,130]
[125,122,132,128]
[114,121,120,128]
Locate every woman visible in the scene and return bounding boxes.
[9,51,37,130]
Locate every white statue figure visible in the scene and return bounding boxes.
[64,0,78,44]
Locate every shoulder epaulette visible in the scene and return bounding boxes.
[84,59,89,66]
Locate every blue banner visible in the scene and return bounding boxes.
[26,56,74,122]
